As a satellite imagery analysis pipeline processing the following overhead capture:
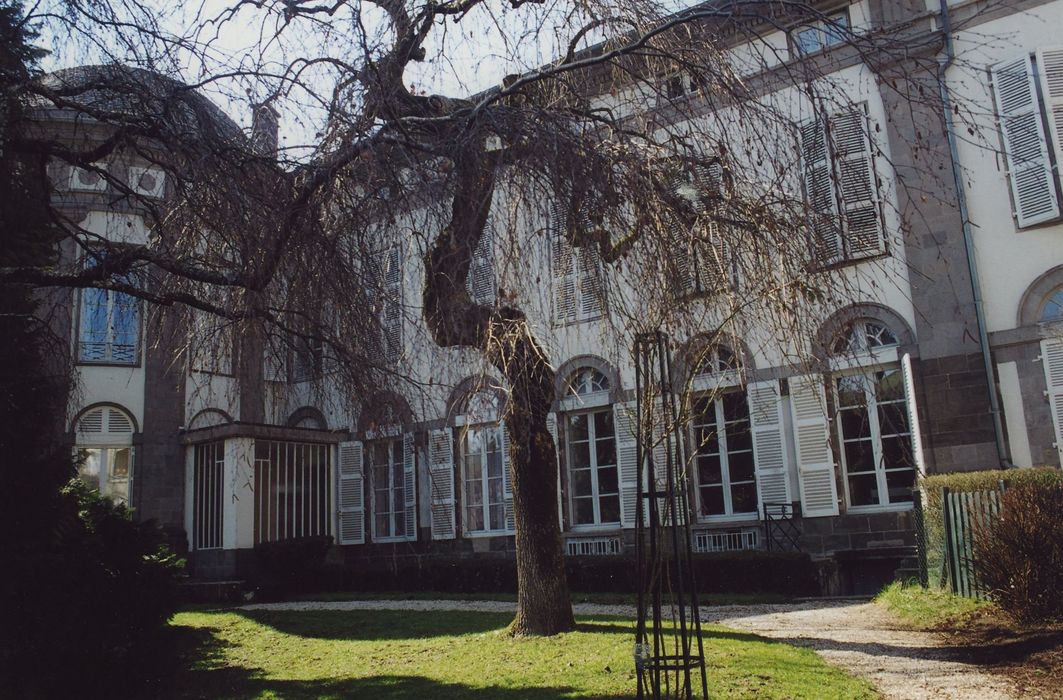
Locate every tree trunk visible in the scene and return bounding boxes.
[422,149,574,636]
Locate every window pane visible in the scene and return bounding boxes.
[698,454,722,486]
[465,428,483,455]
[731,482,758,514]
[694,425,719,455]
[597,466,618,495]
[877,403,909,436]
[727,423,753,453]
[848,473,879,507]
[568,414,589,441]
[840,407,871,439]
[489,504,505,531]
[571,469,593,497]
[374,491,389,512]
[721,392,749,422]
[876,369,904,401]
[376,513,389,535]
[881,435,914,469]
[78,448,102,490]
[844,439,874,473]
[465,480,483,506]
[488,477,504,503]
[595,438,616,467]
[110,447,131,478]
[599,495,621,524]
[699,485,725,516]
[728,450,755,483]
[574,497,595,525]
[593,410,614,438]
[570,441,591,470]
[693,398,716,425]
[466,506,484,531]
[885,468,916,501]
[836,375,866,407]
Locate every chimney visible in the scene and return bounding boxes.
[251,102,279,157]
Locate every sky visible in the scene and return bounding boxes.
[34,0,698,159]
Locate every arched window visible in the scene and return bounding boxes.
[458,388,511,536]
[692,345,739,376]
[830,319,899,356]
[74,405,136,505]
[827,318,914,510]
[566,367,610,397]
[1040,288,1063,323]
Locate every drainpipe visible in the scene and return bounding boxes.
[936,0,1010,467]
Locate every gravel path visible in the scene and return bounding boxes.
[240,599,1023,699]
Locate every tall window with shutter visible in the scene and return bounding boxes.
[77,252,141,365]
[369,435,417,542]
[551,218,605,324]
[668,159,736,298]
[466,231,496,305]
[991,48,1063,228]
[799,103,885,264]
[369,247,403,365]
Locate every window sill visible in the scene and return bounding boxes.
[568,523,623,534]
[845,502,914,515]
[372,535,416,544]
[697,513,759,526]
[76,360,140,368]
[463,529,514,539]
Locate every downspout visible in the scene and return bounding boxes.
[936,0,1010,467]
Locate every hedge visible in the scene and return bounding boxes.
[292,550,818,598]
[919,467,1063,588]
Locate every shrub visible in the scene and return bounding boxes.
[919,467,1063,588]
[972,482,1063,624]
[2,481,185,696]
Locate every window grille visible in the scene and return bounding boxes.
[566,536,623,556]
[692,529,759,553]
[192,441,225,550]
[253,440,333,544]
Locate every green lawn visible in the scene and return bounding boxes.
[149,608,877,699]
[875,581,993,630]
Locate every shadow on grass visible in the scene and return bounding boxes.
[232,607,516,641]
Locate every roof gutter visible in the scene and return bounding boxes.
[936,0,1010,467]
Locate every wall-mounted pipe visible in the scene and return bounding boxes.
[936,0,1010,467]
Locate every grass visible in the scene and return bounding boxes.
[286,590,791,606]
[875,581,993,630]
[149,608,877,699]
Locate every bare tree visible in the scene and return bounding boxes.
[3,0,979,635]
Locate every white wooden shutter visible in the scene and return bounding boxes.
[552,232,577,324]
[337,441,365,544]
[668,217,696,298]
[831,106,884,259]
[546,412,564,528]
[428,428,456,540]
[747,380,792,513]
[788,374,840,517]
[382,247,403,364]
[1040,338,1063,465]
[402,432,418,541]
[466,231,496,305]
[1037,47,1063,192]
[800,116,843,262]
[501,424,515,532]
[576,246,605,320]
[992,54,1060,227]
[900,354,926,475]
[613,401,641,528]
